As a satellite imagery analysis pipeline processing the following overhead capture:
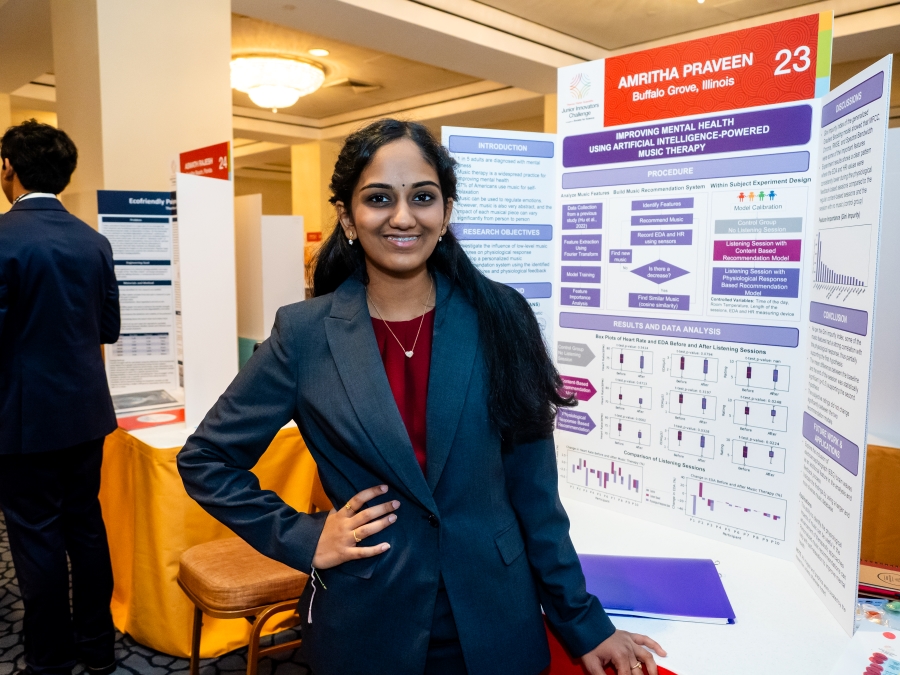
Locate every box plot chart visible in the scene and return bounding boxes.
[733,400,788,432]
[670,355,718,382]
[612,384,652,410]
[611,417,651,446]
[735,361,790,392]
[686,479,787,540]
[667,429,714,458]
[611,349,653,374]
[813,225,872,287]
[668,391,717,420]
[731,440,785,473]
[568,450,642,503]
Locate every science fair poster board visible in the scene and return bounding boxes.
[552,13,890,635]
[442,128,557,343]
[98,191,182,417]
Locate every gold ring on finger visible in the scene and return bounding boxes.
[631,664,642,670]
[352,528,362,543]
[344,501,355,514]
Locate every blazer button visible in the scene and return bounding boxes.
[428,514,439,528]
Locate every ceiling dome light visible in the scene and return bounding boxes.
[308,48,330,57]
[231,55,325,111]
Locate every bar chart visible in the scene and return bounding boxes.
[610,348,654,374]
[733,400,788,431]
[667,428,715,458]
[813,225,871,287]
[668,391,717,420]
[612,383,652,410]
[669,355,718,382]
[731,440,786,473]
[685,478,787,540]
[735,361,791,392]
[568,450,643,503]
[611,417,651,446]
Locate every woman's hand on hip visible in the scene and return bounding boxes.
[581,630,667,675]
[311,484,399,570]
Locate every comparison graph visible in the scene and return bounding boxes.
[668,391,717,420]
[735,361,790,392]
[610,417,651,446]
[610,349,654,374]
[731,440,786,473]
[733,400,788,432]
[568,451,643,503]
[667,428,714,459]
[669,355,718,382]
[612,383,652,410]
[685,479,787,540]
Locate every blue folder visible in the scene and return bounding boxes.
[579,554,736,624]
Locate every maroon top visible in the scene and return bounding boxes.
[371,309,435,474]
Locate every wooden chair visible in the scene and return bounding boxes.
[177,537,309,675]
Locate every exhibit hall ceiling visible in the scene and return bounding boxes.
[475,0,820,50]
[231,15,479,118]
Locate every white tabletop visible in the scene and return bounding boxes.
[562,497,851,675]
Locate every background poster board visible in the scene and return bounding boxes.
[798,56,893,633]
[442,127,557,343]
[98,190,182,417]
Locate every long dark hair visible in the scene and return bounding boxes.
[311,119,574,443]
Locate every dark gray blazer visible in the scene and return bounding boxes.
[177,273,615,675]
[0,198,119,455]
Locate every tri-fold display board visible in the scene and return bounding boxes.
[445,12,892,635]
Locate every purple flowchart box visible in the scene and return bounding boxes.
[712,267,800,298]
[561,287,601,307]
[631,213,693,226]
[560,375,597,401]
[631,260,689,284]
[713,239,801,262]
[506,282,552,299]
[802,412,859,476]
[610,249,632,263]
[632,198,694,210]
[556,409,596,435]
[809,301,869,336]
[628,293,690,311]
[631,229,693,246]
[563,203,602,230]
[561,235,602,260]
[561,266,601,283]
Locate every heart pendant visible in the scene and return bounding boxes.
[405,350,414,358]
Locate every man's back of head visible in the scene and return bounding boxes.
[1,120,79,202]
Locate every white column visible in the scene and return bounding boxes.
[50,0,233,226]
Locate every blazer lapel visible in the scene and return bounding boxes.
[324,276,437,512]
[425,274,479,492]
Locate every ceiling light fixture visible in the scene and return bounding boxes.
[230,54,325,112]
[308,48,330,57]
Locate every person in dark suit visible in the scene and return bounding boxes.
[0,121,120,675]
[178,119,666,675]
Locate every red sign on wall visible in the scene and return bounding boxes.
[179,141,231,180]
[604,14,823,127]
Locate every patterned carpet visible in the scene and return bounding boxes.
[0,512,310,675]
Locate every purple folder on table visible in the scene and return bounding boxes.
[579,554,736,624]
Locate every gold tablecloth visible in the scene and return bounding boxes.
[99,426,330,658]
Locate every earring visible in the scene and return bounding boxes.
[439,235,443,242]
[348,236,354,245]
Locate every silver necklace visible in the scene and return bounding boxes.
[367,277,434,358]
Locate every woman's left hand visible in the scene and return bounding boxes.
[580,629,667,674]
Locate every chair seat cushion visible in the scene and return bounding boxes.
[178,537,308,612]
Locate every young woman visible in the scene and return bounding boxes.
[177,119,665,675]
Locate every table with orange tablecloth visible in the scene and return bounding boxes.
[99,424,331,658]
